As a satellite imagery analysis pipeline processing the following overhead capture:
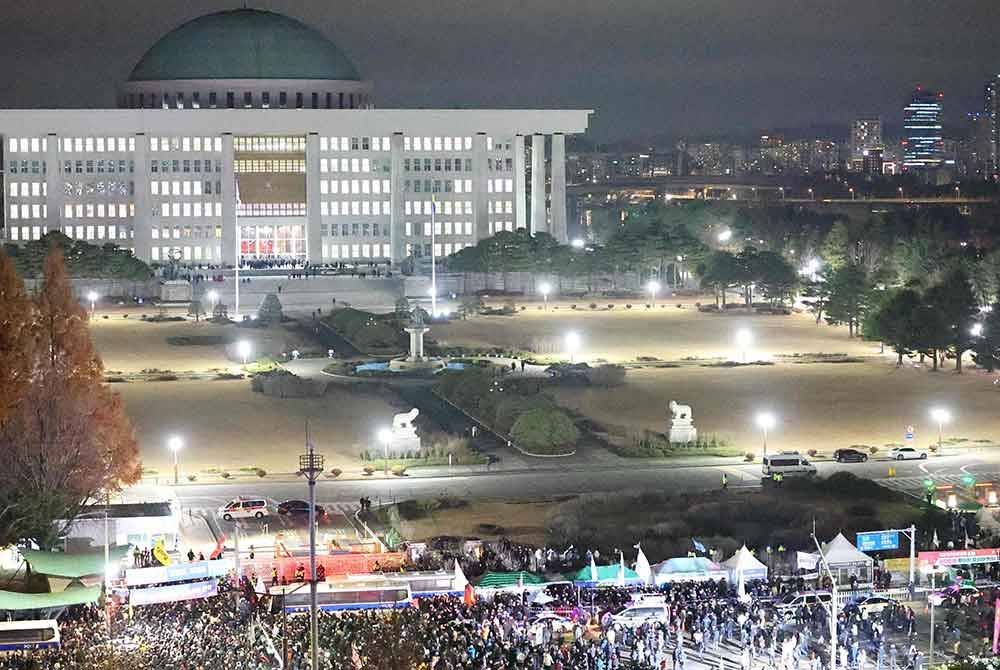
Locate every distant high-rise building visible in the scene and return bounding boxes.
[987,75,1000,179]
[902,86,944,170]
[850,118,883,167]
[862,148,884,176]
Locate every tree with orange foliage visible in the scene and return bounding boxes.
[0,248,141,548]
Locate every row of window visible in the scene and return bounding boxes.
[150,137,223,153]
[325,243,391,259]
[64,203,134,219]
[9,225,47,241]
[152,226,221,240]
[487,158,514,172]
[405,200,473,216]
[151,159,222,174]
[320,137,391,152]
[490,221,517,234]
[404,221,475,237]
[8,204,48,220]
[403,137,474,152]
[235,159,305,174]
[126,90,368,111]
[237,202,306,217]
[7,161,46,175]
[404,158,473,173]
[321,223,390,237]
[64,181,131,197]
[319,157,389,174]
[7,138,48,154]
[234,136,305,153]
[8,182,48,198]
[151,245,218,262]
[403,179,474,194]
[320,201,392,217]
[407,242,472,258]
[319,179,391,195]
[488,200,515,214]
[159,202,223,218]
[151,180,221,197]
[63,159,134,175]
[61,137,135,154]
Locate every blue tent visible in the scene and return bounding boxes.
[652,557,728,584]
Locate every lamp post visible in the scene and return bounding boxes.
[565,331,581,363]
[930,407,951,453]
[206,289,219,311]
[717,229,732,244]
[571,238,585,249]
[237,340,251,366]
[298,432,324,670]
[647,280,661,307]
[735,328,753,363]
[808,188,814,201]
[378,427,392,476]
[87,290,98,317]
[756,412,776,458]
[971,323,984,338]
[167,436,183,485]
[539,282,552,311]
[849,187,855,201]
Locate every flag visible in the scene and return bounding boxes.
[634,544,653,585]
[463,583,476,606]
[796,551,819,570]
[452,560,469,592]
[965,532,972,549]
[933,529,940,549]
[352,643,363,669]
[617,551,626,587]
[589,554,598,582]
[692,538,707,553]
[209,533,228,560]
[736,569,750,603]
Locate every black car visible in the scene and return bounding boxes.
[277,499,326,517]
[834,448,868,463]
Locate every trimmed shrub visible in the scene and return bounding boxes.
[328,468,343,478]
[586,364,627,387]
[511,407,579,454]
[255,468,266,478]
[589,303,598,310]
[363,466,375,476]
[391,464,408,477]
[744,453,755,462]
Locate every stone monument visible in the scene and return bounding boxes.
[389,306,444,372]
[389,408,422,456]
[668,400,698,444]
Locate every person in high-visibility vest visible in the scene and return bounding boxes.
[722,473,728,490]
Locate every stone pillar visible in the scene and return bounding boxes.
[514,134,527,231]
[530,134,546,234]
[305,132,323,264]
[550,133,567,243]
[472,133,489,241]
[389,132,405,263]
[131,133,152,261]
[44,133,62,236]
[220,133,237,266]
[405,327,429,361]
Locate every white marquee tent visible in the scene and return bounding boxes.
[722,545,768,582]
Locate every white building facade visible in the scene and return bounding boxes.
[0,10,590,266]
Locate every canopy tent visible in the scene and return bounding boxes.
[722,545,769,582]
[822,533,874,569]
[571,564,640,584]
[20,546,132,579]
[0,585,102,611]
[652,557,728,585]
[475,571,545,589]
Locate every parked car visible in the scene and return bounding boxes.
[529,611,575,633]
[890,447,927,461]
[612,604,669,628]
[834,448,869,463]
[775,591,833,613]
[218,498,269,521]
[929,584,981,607]
[846,595,896,615]
[762,452,817,478]
[277,499,326,517]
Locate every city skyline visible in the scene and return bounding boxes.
[0,0,998,141]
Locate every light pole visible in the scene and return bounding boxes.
[167,436,183,485]
[206,289,219,314]
[87,290,98,317]
[808,187,814,201]
[539,282,552,311]
[735,328,753,363]
[812,532,839,670]
[971,322,984,338]
[571,238,585,249]
[378,427,392,475]
[756,412,776,458]
[647,280,661,307]
[298,433,324,670]
[565,331,581,363]
[930,407,950,453]
[237,340,251,366]
[430,197,438,318]
[716,229,732,244]
[849,187,855,200]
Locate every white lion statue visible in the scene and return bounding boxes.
[392,408,420,436]
[669,401,692,422]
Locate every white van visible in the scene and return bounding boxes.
[218,498,269,521]
[612,604,669,628]
[762,452,817,478]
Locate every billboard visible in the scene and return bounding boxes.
[128,579,218,606]
[856,531,900,552]
[125,559,233,587]
[918,548,1000,568]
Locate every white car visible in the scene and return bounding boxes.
[849,595,896,615]
[530,612,575,633]
[612,604,669,628]
[890,447,927,461]
[775,592,833,612]
[218,498,270,521]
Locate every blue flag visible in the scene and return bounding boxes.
[692,538,707,553]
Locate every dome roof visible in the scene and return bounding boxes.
[128,9,361,82]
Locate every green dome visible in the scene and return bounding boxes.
[129,9,361,82]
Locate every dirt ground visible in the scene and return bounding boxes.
[115,379,402,475]
[551,362,1000,455]
[433,299,874,362]
[397,500,552,547]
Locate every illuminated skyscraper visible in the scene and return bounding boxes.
[850,118,882,163]
[987,75,999,179]
[902,86,944,170]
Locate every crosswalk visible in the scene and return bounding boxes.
[876,471,1000,497]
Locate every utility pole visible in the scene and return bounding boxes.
[812,532,838,670]
[299,422,324,670]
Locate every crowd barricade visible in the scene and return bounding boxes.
[236,552,406,583]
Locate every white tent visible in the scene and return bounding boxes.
[722,545,768,582]
[814,533,874,583]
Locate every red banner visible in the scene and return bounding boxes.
[918,548,1000,568]
[994,597,1000,654]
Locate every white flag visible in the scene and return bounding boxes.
[617,551,626,586]
[590,554,598,582]
[453,559,469,592]
[635,545,653,585]
[796,551,819,570]
[933,529,940,549]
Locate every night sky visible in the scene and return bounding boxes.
[1,0,998,142]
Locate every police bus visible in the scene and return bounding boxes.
[0,620,60,652]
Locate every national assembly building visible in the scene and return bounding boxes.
[0,9,591,266]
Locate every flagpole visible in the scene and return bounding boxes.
[430,196,437,317]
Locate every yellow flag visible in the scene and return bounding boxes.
[152,539,172,566]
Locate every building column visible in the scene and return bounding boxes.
[472,133,489,241]
[132,133,152,261]
[514,134,527,232]
[530,134,547,234]
[220,133,237,266]
[389,132,405,263]
[550,133,567,243]
[305,132,323,264]
[44,133,62,236]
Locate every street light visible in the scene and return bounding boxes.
[167,435,183,485]
[539,282,552,310]
[756,412,777,458]
[849,187,855,200]
[87,290,98,317]
[808,187,814,200]
[571,238,585,249]
[971,323,984,337]
[206,290,219,307]
[735,328,753,363]
[647,280,661,307]
[930,407,951,452]
[565,331,581,363]
[717,229,732,243]
[237,340,252,365]
[377,427,392,475]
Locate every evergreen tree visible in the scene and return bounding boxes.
[868,288,923,365]
[824,264,872,337]
[925,268,980,373]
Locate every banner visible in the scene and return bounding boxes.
[129,579,218,606]
[796,551,819,570]
[125,559,234,587]
[994,597,1000,654]
[918,548,1000,568]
